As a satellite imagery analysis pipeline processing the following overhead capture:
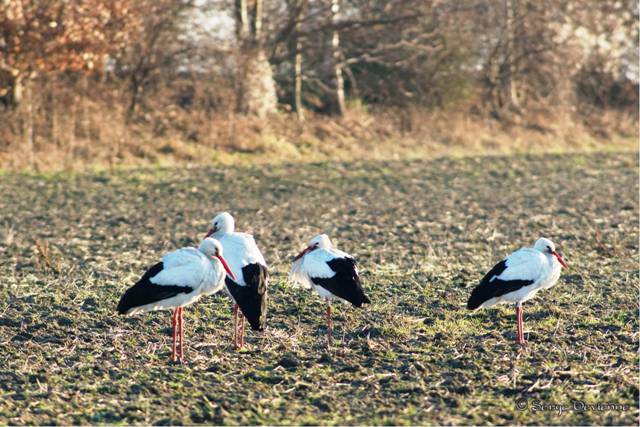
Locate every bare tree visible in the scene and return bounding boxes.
[119,0,198,119]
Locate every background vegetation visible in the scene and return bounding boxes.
[0,0,638,170]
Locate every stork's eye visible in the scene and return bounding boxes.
[547,245,552,252]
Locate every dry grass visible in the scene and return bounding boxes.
[0,91,636,172]
[0,151,637,425]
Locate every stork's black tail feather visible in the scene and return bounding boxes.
[226,263,268,331]
[467,284,493,310]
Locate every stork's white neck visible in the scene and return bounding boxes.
[546,251,564,269]
[215,222,234,235]
[317,239,331,249]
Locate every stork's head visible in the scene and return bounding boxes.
[309,234,332,249]
[534,237,568,269]
[199,237,236,280]
[205,212,235,238]
[293,234,332,261]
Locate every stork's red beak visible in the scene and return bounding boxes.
[215,254,236,280]
[552,250,568,269]
[204,227,216,238]
[293,246,312,261]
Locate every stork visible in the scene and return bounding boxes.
[205,212,268,349]
[467,237,568,345]
[290,234,370,343]
[117,238,235,362]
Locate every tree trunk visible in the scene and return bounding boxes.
[234,0,277,117]
[236,50,278,117]
[235,0,249,40]
[291,1,305,120]
[329,0,345,115]
[81,73,90,138]
[0,67,23,109]
[293,40,304,121]
[254,0,263,42]
[49,78,58,146]
[505,0,520,110]
[23,81,35,169]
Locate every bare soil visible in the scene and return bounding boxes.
[0,151,637,425]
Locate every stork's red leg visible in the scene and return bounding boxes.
[233,304,239,349]
[520,305,524,344]
[171,309,178,362]
[516,304,525,345]
[326,305,333,344]
[178,307,185,362]
[515,304,521,344]
[240,316,246,348]
[521,307,524,343]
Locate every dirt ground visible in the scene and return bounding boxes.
[0,151,637,425]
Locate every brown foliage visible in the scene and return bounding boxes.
[0,0,136,73]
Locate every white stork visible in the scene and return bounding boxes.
[117,238,235,362]
[204,212,268,349]
[467,237,568,345]
[290,234,371,342]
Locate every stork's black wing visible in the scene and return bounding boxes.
[226,263,268,331]
[117,262,193,315]
[311,257,371,307]
[466,260,534,310]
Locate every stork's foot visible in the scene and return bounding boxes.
[170,355,187,365]
[326,330,333,347]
